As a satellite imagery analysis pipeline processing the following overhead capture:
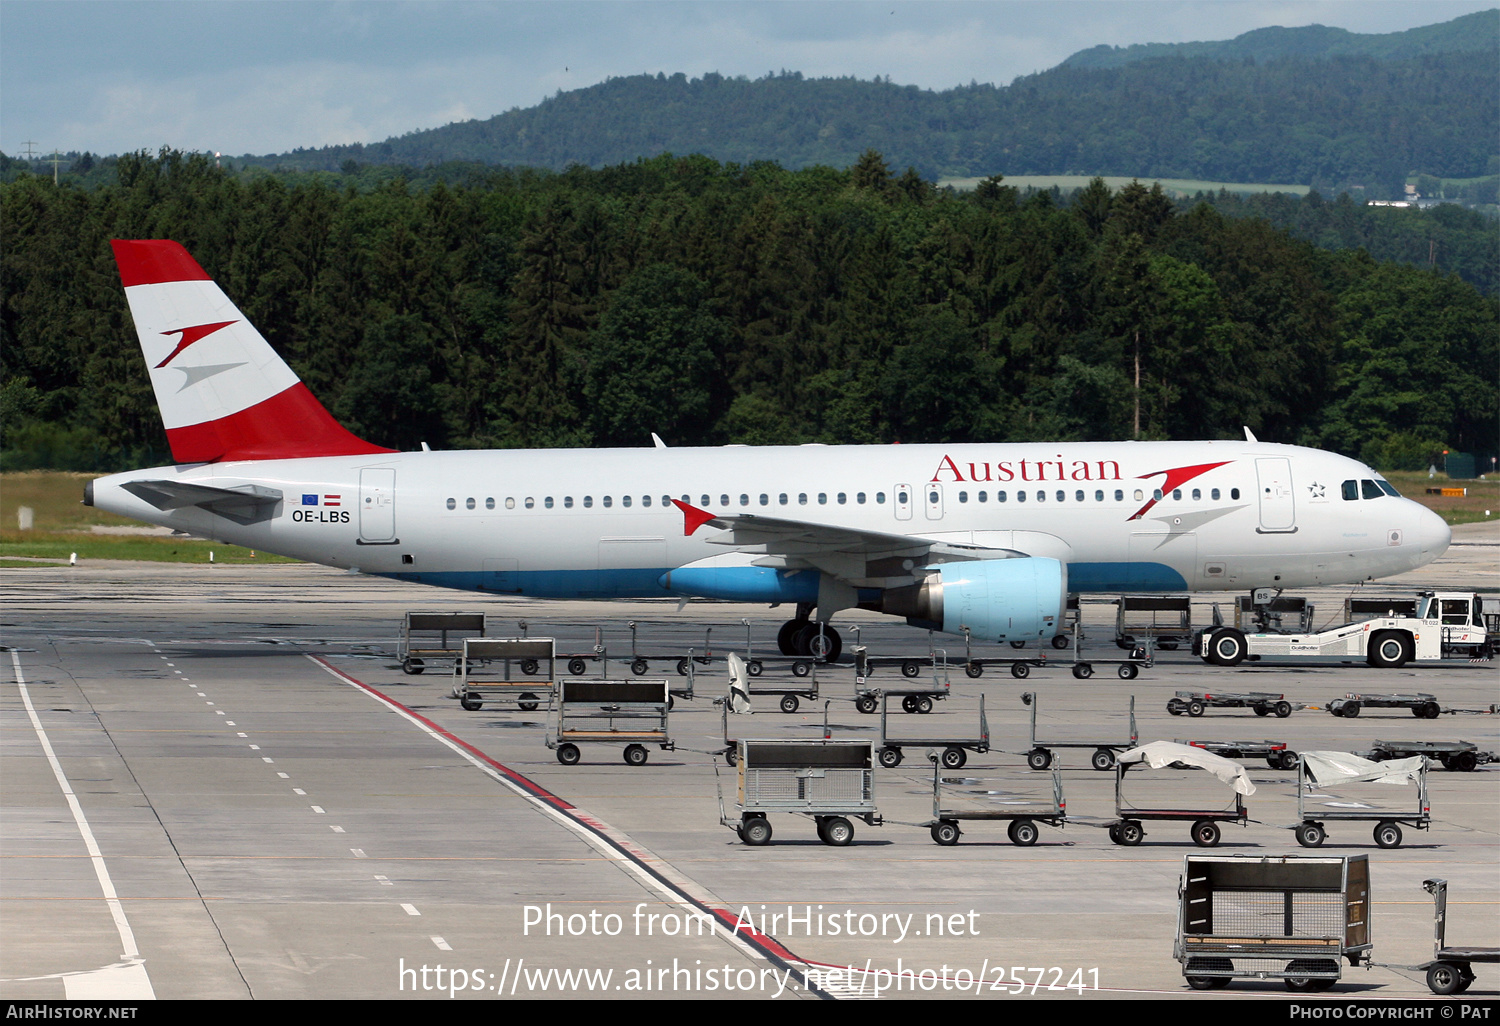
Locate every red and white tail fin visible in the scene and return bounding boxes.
[111,240,394,463]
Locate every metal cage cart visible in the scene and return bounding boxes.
[1377,878,1496,994]
[545,678,673,766]
[1295,751,1429,849]
[398,611,487,675]
[925,759,1064,846]
[1022,691,1138,771]
[852,645,950,714]
[1177,738,1300,771]
[877,692,990,769]
[450,637,554,711]
[1174,854,1371,991]
[718,739,880,846]
[1367,739,1491,772]
[1167,691,1295,718]
[1328,692,1441,718]
[1110,741,1253,847]
[1115,594,1194,651]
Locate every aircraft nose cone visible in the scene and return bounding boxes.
[1416,506,1451,559]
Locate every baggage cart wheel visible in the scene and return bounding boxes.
[1295,822,1325,848]
[916,696,933,714]
[1453,751,1478,772]
[1426,962,1465,996]
[623,744,649,767]
[1342,701,1360,717]
[855,695,878,714]
[1117,663,1138,680]
[1010,640,1026,649]
[631,658,649,675]
[931,820,961,846]
[1186,977,1218,991]
[878,746,903,768]
[460,695,482,711]
[742,817,772,846]
[568,658,587,675]
[941,746,967,769]
[1108,823,1122,844]
[724,747,738,767]
[1007,818,1039,846]
[747,660,763,677]
[901,660,921,678]
[676,658,690,676]
[1026,748,1052,771]
[1275,701,1292,718]
[556,743,580,766]
[821,817,854,846]
[1072,663,1093,680]
[1420,701,1440,719]
[1191,820,1221,848]
[520,658,539,675]
[779,694,800,714]
[1279,750,1300,770]
[402,658,424,675]
[1052,635,1070,650]
[1117,820,1143,846]
[1010,662,1030,679]
[1374,820,1403,848]
[1187,700,1205,717]
[901,695,918,713]
[791,660,811,678]
[1090,748,1115,772]
[1167,701,1183,716]
[518,694,540,712]
[965,662,983,678]
[1253,705,1270,716]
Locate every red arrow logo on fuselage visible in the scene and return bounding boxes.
[1127,461,1233,521]
[155,320,237,368]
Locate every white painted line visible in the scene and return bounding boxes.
[261,757,274,763]
[10,651,156,998]
[293,788,306,795]
[375,875,392,886]
[236,732,248,738]
[225,721,236,726]
[401,904,421,916]
[276,772,289,778]
[350,848,367,858]
[311,806,325,814]
[432,937,452,951]
[330,826,345,833]
[248,745,260,750]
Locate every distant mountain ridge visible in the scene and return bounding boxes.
[1062,9,1498,68]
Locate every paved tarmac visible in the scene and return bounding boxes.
[1,526,1495,1001]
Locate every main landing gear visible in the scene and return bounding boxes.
[776,616,843,661]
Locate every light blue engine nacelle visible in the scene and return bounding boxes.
[880,557,1067,642]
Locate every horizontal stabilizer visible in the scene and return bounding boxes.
[121,480,283,525]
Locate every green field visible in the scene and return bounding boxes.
[940,174,1310,198]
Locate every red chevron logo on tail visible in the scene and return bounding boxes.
[155,321,236,368]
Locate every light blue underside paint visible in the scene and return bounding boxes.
[380,562,1188,598]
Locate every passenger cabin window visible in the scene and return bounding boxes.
[545,497,554,509]
[446,498,456,510]
[1016,491,1026,503]
[565,497,574,508]
[857,492,866,504]
[958,491,969,503]
[818,493,828,505]
[1171,489,1181,500]
[779,493,788,505]
[720,494,729,506]
[997,491,1006,502]
[876,492,886,504]
[1231,488,1240,500]
[837,493,847,504]
[621,496,630,507]
[466,497,476,509]
[759,494,769,506]
[978,491,987,502]
[486,497,495,510]
[1095,490,1104,501]
[1076,490,1085,502]
[506,498,515,509]
[602,496,612,508]
[799,493,809,505]
[525,497,535,509]
[739,494,749,506]
[1210,489,1219,500]
[1117,490,1126,501]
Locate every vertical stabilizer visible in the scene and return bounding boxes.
[110,239,394,463]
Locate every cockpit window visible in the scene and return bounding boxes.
[1361,479,1383,499]
[1341,480,1359,500]
[1375,479,1400,497]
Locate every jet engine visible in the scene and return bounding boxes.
[878,557,1067,642]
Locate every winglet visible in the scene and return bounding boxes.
[671,499,719,536]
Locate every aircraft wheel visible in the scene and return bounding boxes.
[556,743,580,766]
[799,622,842,661]
[776,620,804,656]
[1011,662,1030,679]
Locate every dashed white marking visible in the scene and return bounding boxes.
[432,937,452,951]
[330,826,345,833]
[276,772,289,778]
[351,849,367,858]
[311,806,325,814]
[236,732,248,738]
[248,744,260,750]
[401,904,421,916]
[261,757,274,763]
[375,875,392,885]
[293,788,306,795]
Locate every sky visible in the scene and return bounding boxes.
[2,1,1495,159]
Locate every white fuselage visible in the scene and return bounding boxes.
[90,439,1450,609]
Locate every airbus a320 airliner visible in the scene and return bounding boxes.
[87,241,1451,658]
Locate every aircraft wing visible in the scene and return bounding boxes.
[670,500,1030,587]
[121,480,283,525]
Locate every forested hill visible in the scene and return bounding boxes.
[238,14,1499,194]
[1063,9,1497,69]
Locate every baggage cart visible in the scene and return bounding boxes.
[852,645,950,713]
[1167,690,1295,718]
[846,629,951,682]
[1376,879,1496,994]
[1022,691,1138,771]
[1367,739,1491,771]
[1175,854,1371,991]
[624,620,733,676]
[718,739,880,846]
[711,652,821,714]
[545,678,673,766]
[398,611,487,674]
[450,637,554,711]
[1110,741,1253,847]
[1295,751,1430,849]
[1328,692,1441,718]
[876,692,990,769]
[924,759,1064,846]
[1178,738,1300,770]
[1115,594,1193,651]
[515,619,607,676]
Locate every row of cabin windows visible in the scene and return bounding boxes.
[1344,479,1399,500]
[444,486,1244,511]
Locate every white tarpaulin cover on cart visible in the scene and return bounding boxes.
[726,652,753,714]
[1117,741,1256,795]
[1300,751,1424,787]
